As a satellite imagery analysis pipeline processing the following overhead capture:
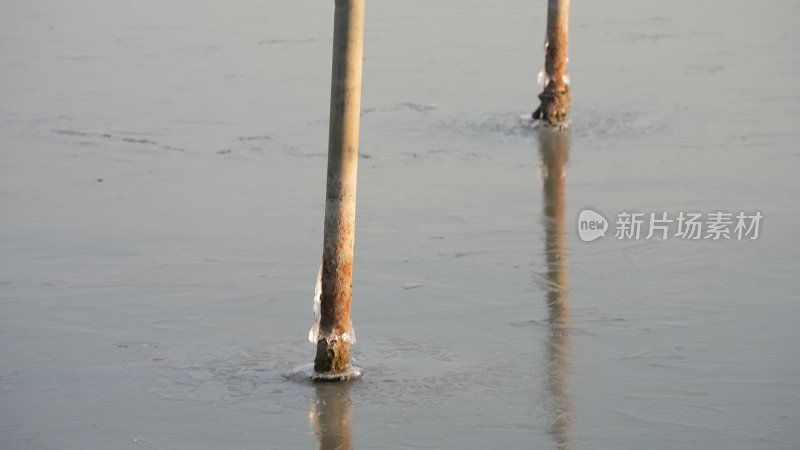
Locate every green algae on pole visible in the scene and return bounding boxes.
[314,0,365,377]
[533,0,571,126]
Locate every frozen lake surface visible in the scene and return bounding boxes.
[2,0,799,448]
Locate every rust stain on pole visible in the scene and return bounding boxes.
[315,0,365,374]
[533,0,571,125]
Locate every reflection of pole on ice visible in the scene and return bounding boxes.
[311,382,354,450]
[314,0,365,375]
[539,128,574,450]
[533,0,571,126]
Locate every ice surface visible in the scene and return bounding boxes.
[1,0,798,449]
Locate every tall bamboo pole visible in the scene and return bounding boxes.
[533,0,571,125]
[315,0,365,374]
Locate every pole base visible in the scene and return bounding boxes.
[285,363,363,382]
[311,365,363,382]
[314,338,350,373]
[533,83,571,126]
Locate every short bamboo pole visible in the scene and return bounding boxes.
[533,0,571,125]
[314,0,365,374]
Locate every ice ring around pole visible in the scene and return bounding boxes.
[285,363,363,382]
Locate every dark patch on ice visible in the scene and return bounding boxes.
[507,318,549,328]
[115,341,160,349]
[53,129,94,137]
[120,137,158,145]
[687,64,725,75]
[238,134,271,141]
[286,147,326,158]
[258,37,327,45]
[627,32,674,42]
[362,102,438,116]
[52,129,186,152]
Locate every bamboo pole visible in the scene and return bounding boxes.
[533,0,571,125]
[314,0,365,374]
